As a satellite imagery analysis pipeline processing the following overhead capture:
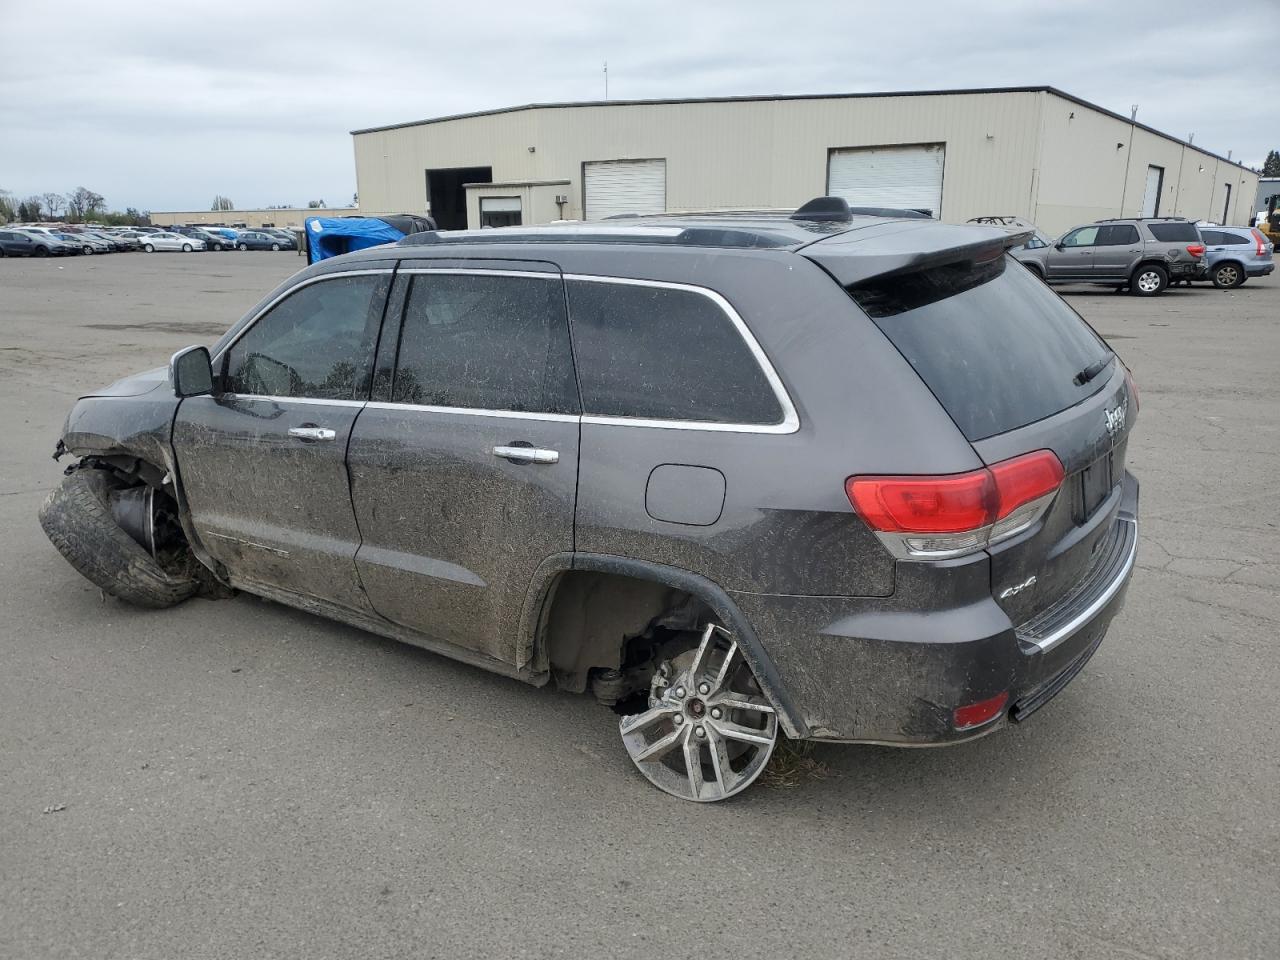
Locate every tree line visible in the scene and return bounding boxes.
[0,186,151,226]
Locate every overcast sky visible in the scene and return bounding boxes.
[2,0,1274,213]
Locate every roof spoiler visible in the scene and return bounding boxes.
[803,222,1032,287]
[791,196,933,223]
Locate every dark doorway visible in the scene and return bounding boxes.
[425,166,492,230]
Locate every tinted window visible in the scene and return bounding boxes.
[393,273,578,414]
[1097,224,1139,245]
[1220,232,1252,245]
[1147,222,1199,242]
[224,275,382,399]
[849,255,1112,441]
[567,280,783,425]
[1199,230,1224,245]
[1062,227,1098,247]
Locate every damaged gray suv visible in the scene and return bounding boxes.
[40,197,1140,802]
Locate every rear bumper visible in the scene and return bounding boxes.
[1247,261,1274,277]
[734,472,1139,744]
[1170,260,1203,279]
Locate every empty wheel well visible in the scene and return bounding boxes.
[540,571,713,699]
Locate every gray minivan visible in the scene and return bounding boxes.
[38,198,1140,802]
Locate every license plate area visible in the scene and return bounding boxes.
[1075,452,1113,523]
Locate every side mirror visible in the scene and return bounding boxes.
[1054,242,1066,250]
[170,345,214,398]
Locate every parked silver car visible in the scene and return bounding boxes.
[140,232,206,253]
[1012,217,1206,296]
[1196,226,1275,288]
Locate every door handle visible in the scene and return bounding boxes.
[493,444,559,464]
[288,426,336,441]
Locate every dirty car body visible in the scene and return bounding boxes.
[45,200,1140,801]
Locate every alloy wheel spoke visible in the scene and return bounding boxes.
[687,622,718,680]
[709,692,775,716]
[708,717,776,747]
[632,725,686,763]
[682,730,706,799]
[619,704,676,734]
[709,640,740,693]
[707,727,736,795]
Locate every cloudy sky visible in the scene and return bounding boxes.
[2,0,1274,213]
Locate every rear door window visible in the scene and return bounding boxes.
[1097,225,1139,245]
[1147,222,1199,242]
[566,279,784,425]
[392,272,578,414]
[1220,232,1252,245]
[847,255,1113,441]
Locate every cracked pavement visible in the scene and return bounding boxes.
[0,254,1276,959]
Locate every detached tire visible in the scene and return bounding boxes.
[38,469,198,609]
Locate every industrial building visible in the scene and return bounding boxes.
[351,86,1259,236]
[149,206,389,230]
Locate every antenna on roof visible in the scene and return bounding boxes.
[603,61,608,100]
[1130,104,1138,121]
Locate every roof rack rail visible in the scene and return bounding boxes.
[1096,216,1188,222]
[397,223,795,249]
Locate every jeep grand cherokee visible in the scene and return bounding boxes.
[39,197,1139,802]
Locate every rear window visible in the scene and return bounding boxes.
[1147,222,1199,242]
[848,255,1113,441]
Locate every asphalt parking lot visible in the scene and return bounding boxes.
[1,252,1277,959]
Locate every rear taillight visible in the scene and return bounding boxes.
[846,450,1064,559]
[1124,366,1139,411]
[1186,243,1205,258]
[1251,229,1267,256]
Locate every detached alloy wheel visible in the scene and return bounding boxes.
[1213,263,1243,288]
[620,623,778,802]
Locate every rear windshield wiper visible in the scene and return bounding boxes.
[1074,357,1113,386]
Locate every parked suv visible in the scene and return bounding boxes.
[38,198,1140,803]
[1197,226,1275,288]
[1013,216,1205,295]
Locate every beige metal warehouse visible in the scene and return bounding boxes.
[351,86,1258,237]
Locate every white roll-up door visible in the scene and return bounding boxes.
[1142,165,1164,217]
[583,159,666,220]
[827,144,945,215]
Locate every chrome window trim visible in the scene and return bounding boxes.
[211,268,396,365]
[220,394,366,408]
[215,266,800,435]
[562,273,800,435]
[365,401,578,423]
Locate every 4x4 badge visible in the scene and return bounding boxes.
[1000,575,1037,600]
[1105,399,1127,438]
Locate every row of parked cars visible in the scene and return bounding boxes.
[970,215,1275,294]
[0,224,299,257]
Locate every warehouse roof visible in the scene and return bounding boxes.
[350,85,1253,174]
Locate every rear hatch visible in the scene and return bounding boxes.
[807,225,1135,627]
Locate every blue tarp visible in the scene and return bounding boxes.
[305,216,406,263]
